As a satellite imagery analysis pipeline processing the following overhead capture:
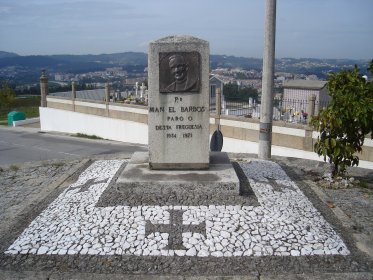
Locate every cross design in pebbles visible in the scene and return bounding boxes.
[257,177,296,192]
[145,209,206,250]
[67,177,108,193]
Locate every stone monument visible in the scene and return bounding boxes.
[116,35,239,197]
[148,35,210,169]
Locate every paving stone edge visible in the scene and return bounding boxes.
[0,269,372,280]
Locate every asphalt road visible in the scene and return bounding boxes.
[0,126,147,165]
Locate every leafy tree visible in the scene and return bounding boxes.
[311,60,373,177]
[0,81,16,109]
[223,83,259,101]
[223,83,239,97]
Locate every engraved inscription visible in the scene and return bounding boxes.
[167,133,177,138]
[176,124,202,130]
[149,95,205,140]
[159,52,201,93]
[155,125,172,130]
[149,107,165,113]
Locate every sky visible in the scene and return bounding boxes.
[0,0,372,59]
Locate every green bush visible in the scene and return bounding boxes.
[311,60,373,176]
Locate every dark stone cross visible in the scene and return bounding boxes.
[258,177,295,192]
[145,209,206,250]
[68,178,108,193]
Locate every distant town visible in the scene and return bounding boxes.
[0,51,370,96]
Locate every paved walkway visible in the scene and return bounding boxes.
[0,154,372,279]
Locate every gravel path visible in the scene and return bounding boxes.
[0,160,80,223]
[324,187,373,235]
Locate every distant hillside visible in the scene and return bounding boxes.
[51,52,147,65]
[0,51,19,59]
[210,55,262,70]
[0,52,148,74]
[0,51,370,84]
[0,51,369,72]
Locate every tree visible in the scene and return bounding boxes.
[311,60,373,177]
[223,83,239,98]
[0,81,16,109]
[223,83,259,101]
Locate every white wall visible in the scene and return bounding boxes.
[40,107,373,169]
[221,137,373,169]
[40,107,148,145]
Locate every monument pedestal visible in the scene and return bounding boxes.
[116,152,239,195]
[96,151,257,207]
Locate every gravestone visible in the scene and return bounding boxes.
[148,35,210,170]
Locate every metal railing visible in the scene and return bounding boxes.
[210,97,330,124]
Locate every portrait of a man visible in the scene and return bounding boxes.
[159,52,200,93]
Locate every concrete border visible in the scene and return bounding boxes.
[12,117,40,127]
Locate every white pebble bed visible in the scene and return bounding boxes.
[5,159,349,257]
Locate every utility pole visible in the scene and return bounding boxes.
[259,0,276,159]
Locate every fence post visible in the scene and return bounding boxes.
[71,81,76,111]
[307,94,316,124]
[40,70,48,107]
[216,88,221,124]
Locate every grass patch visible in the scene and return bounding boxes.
[9,165,19,172]
[43,161,65,168]
[52,162,65,168]
[75,133,103,140]
[0,96,40,121]
[13,96,41,107]
[359,180,372,190]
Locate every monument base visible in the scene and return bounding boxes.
[116,151,239,195]
[97,152,259,207]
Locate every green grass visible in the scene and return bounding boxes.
[75,133,103,140]
[9,165,19,172]
[0,96,40,122]
[52,162,65,168]
[13,96,41,107]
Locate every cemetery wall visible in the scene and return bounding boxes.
[40,106,148,145]
[42,96,373,162]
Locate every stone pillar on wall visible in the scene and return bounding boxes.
[105,82,110,117]
[307,94,316,124]
[71,81,76,111]
[71,81,76,99]
[40,70,48,107]
[105,83,110,104]
[314,97,320,116]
